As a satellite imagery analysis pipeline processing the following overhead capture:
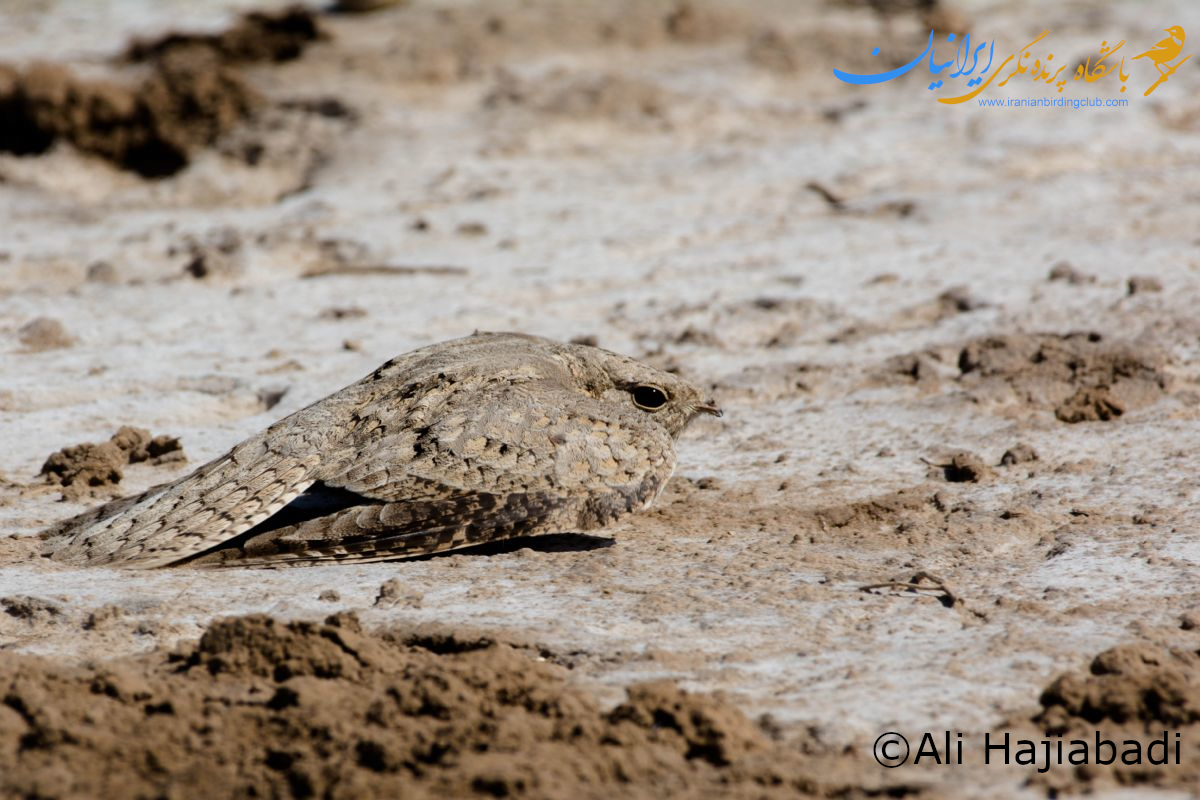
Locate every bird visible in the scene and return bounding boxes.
[1132,25,1185,74]
[42,332,721,568]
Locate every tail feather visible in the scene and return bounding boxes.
[43,432,323,568]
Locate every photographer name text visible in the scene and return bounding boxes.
[873,731,1182,771]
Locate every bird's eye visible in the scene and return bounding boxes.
[631,384,669,411]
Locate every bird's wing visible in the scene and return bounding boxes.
[186,485,590,567]
[43,414,335,568]
[191,384,676,566]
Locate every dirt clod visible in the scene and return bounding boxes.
[17,317,73,351]
[2,595,63,624]
[999,444,1039,466]
[178,228,245,279]
[1047,261,1094,284]
[85,261,119,284]
[610,679,765,765]
[125,7,324,65]
[374,578,420,608]
[954,332,1166,421]
[39,441,126,495]
[319,306,368,320]
[1127,275,1163,295]
[40,427,185,498]
[938,452,992,483]
[1055,385,1125,423]
[0,51,257,176]
[937,285,983,314]
[110,425,185,465]
[82,605,124,630]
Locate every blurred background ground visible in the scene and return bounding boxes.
[1,1,1199,796]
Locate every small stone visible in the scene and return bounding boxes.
[1127,275,1163,295]
[181,233,241,280]
[83,604,124,630]
[1132,507,1163,526]
[455,221,488,237]
[374,578,422,608]
[1047,261,1094,284]
[86,260,119,283]
[319,306,367,320]
[257,388,288,411]
[937,285,982,313]
[940,452,992,483]
[18,317,74,351]
[375,578,405,606]
[999,444,1039,466]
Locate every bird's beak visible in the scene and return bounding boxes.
[695,400,723,418]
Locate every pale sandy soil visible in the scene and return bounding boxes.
[2,1,1200,796]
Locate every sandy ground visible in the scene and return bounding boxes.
[2,0,1200,796]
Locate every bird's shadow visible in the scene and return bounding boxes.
[411,532,614,561]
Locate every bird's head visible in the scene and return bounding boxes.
[564,340,722,438]
[1166,25,1185,41]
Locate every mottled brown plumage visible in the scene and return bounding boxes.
[43,332,720,568]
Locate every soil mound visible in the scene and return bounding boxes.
[0,51,256,177]
[0,613,860,799]
[1027,644,1200,792]
[956,332,1167,422]
[1037,644,1200,733]
[124,6,324,64]
[0,7,322,177]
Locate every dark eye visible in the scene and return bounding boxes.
[631,384,669,411]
